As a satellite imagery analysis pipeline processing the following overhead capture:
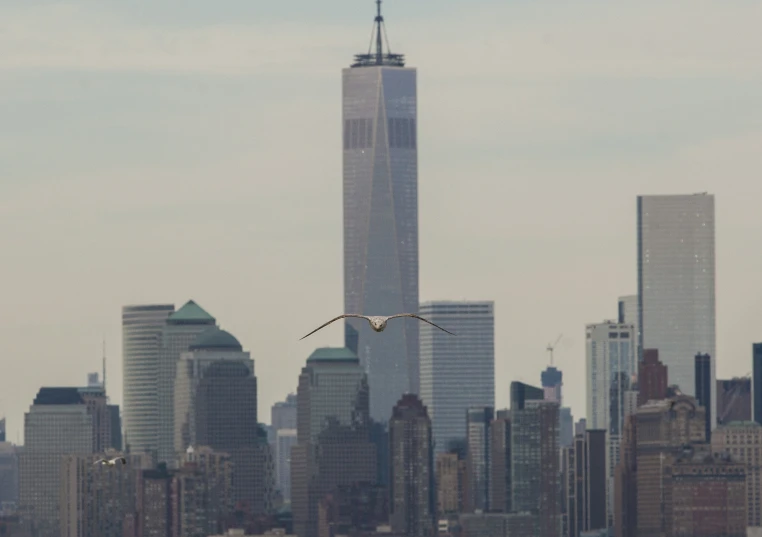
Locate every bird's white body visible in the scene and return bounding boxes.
[94,457,127,467]
[300,313,454,340]
[368,316,388,332]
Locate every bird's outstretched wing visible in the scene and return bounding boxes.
[93,459,106,465]
[388,313,455,335]
[300,314,368,340]
[116,457,127,465]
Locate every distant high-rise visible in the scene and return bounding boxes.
[19,388,95,537]
[272,394,297,431]
[541,366,563,404]
[420,301,495,454]
[634,395,707,535]
[510,381,544,411]
[122,303,174,456]
[585,321,637,524]
[637,348,669,406]
[511,400,561,537]
[753,344,762,425]
[712,422,762,527]
[343,1,419,423]
[694,353,712,441]
[0,441,18,506]
[637,193,716,428]
[158,300,217,466]
[465,406,493,512]
[562,429,607,536]
[617,295,639,361]
[175,327,273,514]
[488,410,511,513]
[716,377,752,425]
[275,429,297,502]
[389,394,435,536]
[291,348,377,537]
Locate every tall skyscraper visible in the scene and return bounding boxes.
[585,321,637,525]
[275,429,297,502]
[753,343,762,425]
[419,301,495,453]
[637,193,716,428]
[291,347,377,537]
[617,295,640,361]
[158,300,217,466]
[122,303,175,455]
[342,2,420,423]
[19,388,95,537]
[389,394,435,536]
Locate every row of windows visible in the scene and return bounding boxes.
[343,118,418,150]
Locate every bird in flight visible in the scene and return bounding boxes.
[300,314,455,340]
[93,457,127,467]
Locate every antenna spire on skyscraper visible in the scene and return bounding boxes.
[351,0,405,68]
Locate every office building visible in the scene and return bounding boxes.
[0,441,18,506]
[419,300,495,454]
[465,406,493,512]
[541,366,563,404]
[711,421,762,527]
[59,452,146,537]
[158,300,217,466]
[511,400,561,537]
[122,303,174,455]
[617,295,639,361]
[271,394,298,436]
[637,349,668,406]
[634,395,706,536]
[488,410,511,513]
[585,321,637,524]
[342,1,420,423]
[637,193,716,428]
[291,347,377,537]
[276,429,297,502]
[389,394,435,536]
[435,452,465,516]
[670,447,746,536]
[563,429,606,537]
[175,327,273,514]
[19,388,95,537]
[716,378,752,425]
[510,381,544,411]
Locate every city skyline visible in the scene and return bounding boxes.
[2,0,762,444]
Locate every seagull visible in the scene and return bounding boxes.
[93,457,127,467]
[300,314,455,340]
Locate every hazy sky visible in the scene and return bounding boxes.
[1,0,761,443]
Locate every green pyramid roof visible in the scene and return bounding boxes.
[166,300,216,325]
[307,347,358,363]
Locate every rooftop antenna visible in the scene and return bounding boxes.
[546,334,563,366]
[353,0,405,68]
[375,0,383,64]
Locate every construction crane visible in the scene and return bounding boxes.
[546,334,563,366]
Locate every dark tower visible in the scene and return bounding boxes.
[694,353,712,441]
[754,344,762,426]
